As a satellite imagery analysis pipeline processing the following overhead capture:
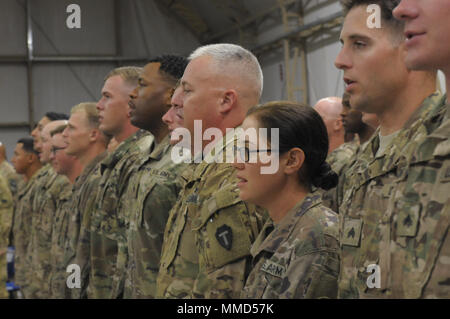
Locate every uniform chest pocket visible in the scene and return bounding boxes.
[191,189,252,271]
[137,179,158,227]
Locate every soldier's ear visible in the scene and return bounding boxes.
[28,152,38,164]
[219,90,237,115]
[284,147,305,175]
[89,129,99,142]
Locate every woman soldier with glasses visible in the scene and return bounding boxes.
[233,101,340,299]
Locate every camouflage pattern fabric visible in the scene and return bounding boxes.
[337,92,446,298]
[381,102,450,298]
[89,130,153,298]
[0,160,24,202]
[321,140,360,212]
[0,175,13,298]
[241,193,339,299]
[27,166,70,298]
[119,135,187,298]
[65,152,107,299]
[11,164,49,298]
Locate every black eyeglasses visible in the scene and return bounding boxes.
[51,146,65,155]
[233,145,276,163]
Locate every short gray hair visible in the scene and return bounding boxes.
[189,43,263,98]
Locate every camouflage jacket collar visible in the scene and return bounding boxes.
[193,127,241,178]
[74,151,107,188]
[100,130,146,173]
[250,193,323,257]
[355,91,445,179]
[138,134,170,166]
[18,166,42,197]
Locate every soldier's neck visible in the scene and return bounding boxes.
[265,181,309,224]
[358,124,376,144]
[25,162,42,182]
[66,160,83,184]
[114,124,139,144]
[378,82,436,136]
[78,144,106,169]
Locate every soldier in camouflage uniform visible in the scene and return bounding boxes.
[89,66,154,298]
[26,120,71,299]
[314,97,346,154]
[0,175,13,298]
[382,0,450,298]
[111,56,189,299]
[236,102,340,299]
[334,1,447,298]
[0,142,24,201]
[46,123,82,298]
[10,138,42,298]
[55,103,109,299]
[157,44,268,299]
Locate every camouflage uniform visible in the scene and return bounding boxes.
[0,175,13,298]
[241,193,340,299]
[11,164,49,297]
[322,140,360,212]
[26,166,70,298]
[119,136,188,298]
[49,185,73,299]
[89,130,153,298]
[157,129,267,299]
[380,102,450,298]
[0,160,24,201]
[337,92,446,298]
[65,152,106,299]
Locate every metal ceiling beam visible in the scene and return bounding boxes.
[251,11,343,55]
[204,0,298,43]
[154,0,210,42]
[0,122,30,129]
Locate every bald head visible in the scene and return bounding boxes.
[314,97,343,120]
[314,97,345,153]
[40,120,68,164]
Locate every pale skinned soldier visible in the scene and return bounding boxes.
[26,120,72,299]
[47,123,82,298]
[157,44,268,299]
[334,0,446,298]
[0,175,13,299]
[88,66,154,298]
[366,0,450,298]
[10,138,42,298]
[111,55,189,299]
[235,102,340,299]
[59,103,108,299]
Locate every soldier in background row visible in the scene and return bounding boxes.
[47,123,82,298]
[0,174,13,299]
[61,102,109,298]
[89,67,153,298]
[10,138,42,298]
[117,55,188,298]
[0,142,24,202]
[26,120,71,298]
